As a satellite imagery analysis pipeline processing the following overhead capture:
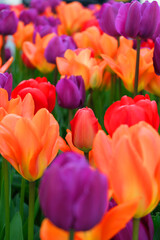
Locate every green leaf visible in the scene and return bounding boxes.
[10,212,23,240]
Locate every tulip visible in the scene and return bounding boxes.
[153,36,160,75]
[56,75,85,109]
[115,1,159,39]
[0,72,12,99]
[30,0,49,14]
[33,25,57,43]
[93,121,160,218]
[0,108,59,181]
[104,95,159,136]
[99,2,122,37]
[19,8,38,25]
[11,77,56,113]
[45,35,76,64]
[0,4,10,11]
[0,9,18,35]
[39,151,108,231]
[70,107,99,151]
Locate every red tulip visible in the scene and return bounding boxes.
[104,94,159,136]
[11,77,56,113]
[70,107,100,152]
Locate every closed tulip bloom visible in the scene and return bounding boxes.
[19,9,38,25]
[0,4,10,10]
[11,77,56,113]
[70,107,99,151]
[56,75,85,109]
[0,72,12,99]
[39,151,108,231]
[30,0,49,14]
[93,122,160,218]
[0,108,59,181]
[153,37,160,75]
[115,0,159,39]
[45,35,76,64]
[104,95,159,136]
[0,9,18,35]
[99,2,122,37]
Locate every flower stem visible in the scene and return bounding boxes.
[3,159,10,240]
[1,36,5,65]
[69,229,75,240]
[133,38,141,97]
[28,181,36,240]
[132,218,140,240]
[20,177,26,221]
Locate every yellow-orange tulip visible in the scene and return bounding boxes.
[93,121,160,218]
[73,26,118,59]
[23,33,55,73]
[56,1,94,35]
[40,200,138,240]
[0,108,59,181]
[102,40,154,93]
[57,48,105,89]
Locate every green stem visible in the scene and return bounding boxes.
[133,38,141,97]
[1,36,6,65]
[132,218,140,240]
[3,159,10,240]
[53,66,58,85]
[110,74,116,104]
[84,151,89,160]
[20,177,26,221]
[69,229,75,240]
[28,181,36,240]
[118,78,122,100]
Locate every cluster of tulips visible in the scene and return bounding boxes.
[0,0,160,240]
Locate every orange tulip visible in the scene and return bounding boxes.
[40,200,138,240]
[23,33,55,73]
[73,26,118,59]
[13,21,34,49]
[56,1,95,35]
[0,108,59,181]
[145,72,160,97]
[0,88,34,120]
[93,121,160,218]
[102,39,154,92]
[57,48,105,89]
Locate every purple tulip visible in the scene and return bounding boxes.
[19,8,38,25]
[56,75,86,109]
[45,35,76,64]
[0,9,18,35]
[0,72,13,99]
[30,0,49,14]
[39,152,108,231]
[99,2,122,37]
[0,4,10,11]
[48,0,61,10]
[109,199,154,240]
[33,25,57,43]
[115,0,159,40]
[153,36,160,75]
[4,48,12,62]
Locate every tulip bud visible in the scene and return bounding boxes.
[70,107,99,151]
[56,75,85,109]
[19,9,38,25]
[39,151,108,231]
[0,9,18,35]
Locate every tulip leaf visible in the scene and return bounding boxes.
[10,212,23,240]
[152,213,160,240]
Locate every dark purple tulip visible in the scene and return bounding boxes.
[33,25,57,43]
[115,0,159,40]
[19,8,38,25]
[30,0,49,14]
[99,2,122,37]
[109,199,154,240]
[0,10,18,35]
[153,36,160,75]
[0,72,13,99]
[47,16,60,27]
[48,0,61,10]
[34,16,49,26]
[56,75,86,109]
[39,152,108,231]
[4,48,11,62]
[45,35,76,64]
